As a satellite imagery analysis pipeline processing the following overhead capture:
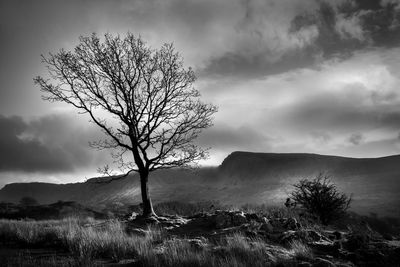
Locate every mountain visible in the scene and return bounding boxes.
[1,151,399,217]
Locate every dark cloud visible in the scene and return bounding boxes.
[0,115,72,172]
[291,1,365,57]
[348,133,364,145]
[294,0,400,50]
[202,0,400,78]
[0,114,107,173]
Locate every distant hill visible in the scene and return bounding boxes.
[1,151,399,217]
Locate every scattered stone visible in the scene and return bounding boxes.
[260,219,274,233]
[246,213,261,221]
[285,217,301,230]
[232,211,247,226]
[123,209,398,267]
[309,240,338,255]
[129,211,139,220]
[215,212,232,229]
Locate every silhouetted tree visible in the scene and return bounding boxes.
[19,196,39,206]
[34,33,217,217]
[290,173,352,224]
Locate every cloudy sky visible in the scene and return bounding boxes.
[1,0,400,187]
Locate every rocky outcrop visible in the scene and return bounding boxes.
[126,209,400,267]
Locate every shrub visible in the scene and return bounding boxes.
[290,173,351,225]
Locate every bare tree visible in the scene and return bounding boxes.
[34,33,217,217]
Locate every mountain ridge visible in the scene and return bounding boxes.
[1,151,399,217]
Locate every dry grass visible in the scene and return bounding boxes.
[288,240,313,261]
[0,218,303,266]
[0,218,162,265]
[0,200,326,267]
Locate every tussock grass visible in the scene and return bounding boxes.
[288,240,313,261]
[0,218,66,246]
[0,218,312,267]
[138,232,297,267]
[0,200,335,267]
[0,218,162,264]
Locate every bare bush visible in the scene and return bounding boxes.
[290,173,351,225]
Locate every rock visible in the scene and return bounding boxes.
[260,219,274,233]
[245,213,261,221]
[280,229,333,246]
[187,237,208,249]
[232,211,247,226]
[343,233,370,251]
[129,211,139,220]
[215,212,232,229]
[269,218,287,232]
[313,257,336,267]
[285,217,301,230]
[308,240,338,255]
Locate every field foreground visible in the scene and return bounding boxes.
[1,204,400,267]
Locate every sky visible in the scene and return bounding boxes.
[1,0,400,187]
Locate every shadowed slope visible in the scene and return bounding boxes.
[0,152,399,216]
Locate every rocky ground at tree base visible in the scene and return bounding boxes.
[126,210,400,267]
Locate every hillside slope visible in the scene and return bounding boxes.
[1,152,399,216]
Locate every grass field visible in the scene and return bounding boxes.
[0,216,313,267]
[1,201,399,266]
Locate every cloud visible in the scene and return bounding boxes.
[348,133,364,145]
[1,0,400,182]
[0,115,69,172]
[3,0,400,117]
[197,123,271,151]
[311,131,332,144]
[335,12,365,41]
[201,0,400,79]
[0,113,108,173]
[196,47,400,159]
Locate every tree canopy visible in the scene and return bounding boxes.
[35,33,217,216]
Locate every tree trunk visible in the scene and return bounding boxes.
[139,170,156,218]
